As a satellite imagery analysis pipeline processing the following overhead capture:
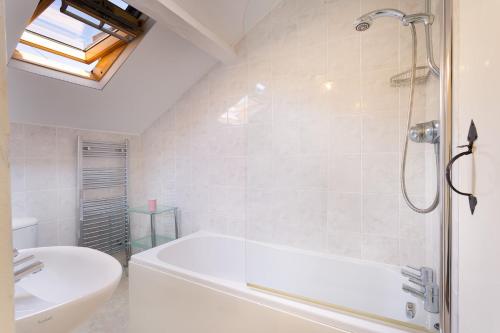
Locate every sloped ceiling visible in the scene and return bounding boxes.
[172,0,280,45]
[5,0,278,134]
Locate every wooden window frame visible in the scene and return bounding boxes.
[12,0,136,81]
[18,31,126,65]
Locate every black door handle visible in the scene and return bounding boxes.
[445,120,478,214]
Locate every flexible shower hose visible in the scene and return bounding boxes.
[400,23,439,214]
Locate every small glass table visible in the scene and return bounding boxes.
[128,205,178,251]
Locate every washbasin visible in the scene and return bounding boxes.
[15,246,122,333]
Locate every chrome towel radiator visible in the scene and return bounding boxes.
[77,137,130,260]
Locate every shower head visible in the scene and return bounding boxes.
[353,9,434,32]
[355,21,371,32]
[353,8,406,31]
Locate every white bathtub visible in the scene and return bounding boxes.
[129,232,438,333]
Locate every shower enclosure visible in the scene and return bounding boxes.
[243,0,449,331]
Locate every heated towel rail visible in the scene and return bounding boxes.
[78,137,130,261]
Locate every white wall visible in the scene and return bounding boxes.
[9,123,141,247]
[454,0,500,332]
[140,0,441,267]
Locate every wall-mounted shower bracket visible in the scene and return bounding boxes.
[445,120,478,214]
[425,0,440,76]
[402,13,434,26]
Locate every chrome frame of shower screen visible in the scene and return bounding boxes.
[440,0,453,332]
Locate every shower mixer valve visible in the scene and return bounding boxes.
[401,266,439,314]
[409,120,440,144]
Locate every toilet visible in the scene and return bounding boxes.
[12,217,39,249]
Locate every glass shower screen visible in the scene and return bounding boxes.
[243,0,442,331]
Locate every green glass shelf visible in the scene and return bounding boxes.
[131,235,175,250]
[128,205,176,216]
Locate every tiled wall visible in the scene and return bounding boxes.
[140,0,441,266]
[9,123,141,246]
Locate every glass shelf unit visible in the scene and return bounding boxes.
[128,205,178,252]
[130,235,176,250]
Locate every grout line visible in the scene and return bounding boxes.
[325,0,331,253]
[358,0,365,260]
[13,121,140,137]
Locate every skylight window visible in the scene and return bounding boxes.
[16,43,98,79]
[26,0,108,50]
[108,0,129,10]
[11,0,148,84]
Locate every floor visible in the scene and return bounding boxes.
[74,275,130,333]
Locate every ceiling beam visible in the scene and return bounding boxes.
[126,0,236,63]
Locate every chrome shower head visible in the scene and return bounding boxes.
[355,21,371,32]
[353,8,406,31]
[353,9,434,32]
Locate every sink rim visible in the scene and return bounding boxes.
[15,246,122,321]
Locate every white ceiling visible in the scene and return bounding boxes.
[172,0,280,45]
[5,0,278,134]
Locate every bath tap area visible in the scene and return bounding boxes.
[1,0,500,332]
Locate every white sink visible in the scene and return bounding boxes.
[15,246,122,333]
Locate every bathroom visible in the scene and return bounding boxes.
[0,0,498,332]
